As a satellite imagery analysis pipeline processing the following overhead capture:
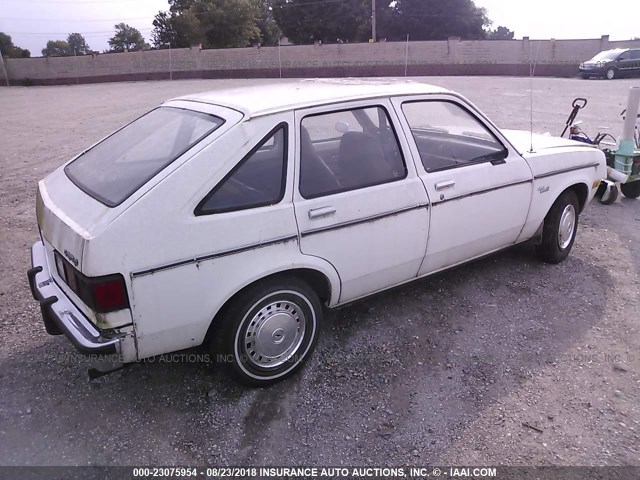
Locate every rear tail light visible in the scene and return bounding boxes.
[92,278,128,312]
[54,251,129,313]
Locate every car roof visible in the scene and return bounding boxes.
[171,78,452,118]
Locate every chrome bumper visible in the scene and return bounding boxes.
[27,241,122,356]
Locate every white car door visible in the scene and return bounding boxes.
[293,100,429,304]
[391,95,533,275]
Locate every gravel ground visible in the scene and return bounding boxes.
[0,77,639,467]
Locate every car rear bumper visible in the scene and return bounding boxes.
[27,240,123,357]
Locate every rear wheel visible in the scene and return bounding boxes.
[214,277,322,386]
[536,190,579,264]
[621,181,640,199]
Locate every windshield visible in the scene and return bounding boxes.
[65,106,224,207]
[590,50,623,62]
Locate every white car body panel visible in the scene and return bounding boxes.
[29,80,606,364]
[390,95,534,274]
[503,130,606,242]
[293,98,429,303]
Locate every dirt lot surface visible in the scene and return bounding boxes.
[1,77,639,467]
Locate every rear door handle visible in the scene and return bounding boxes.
[308,206,336,219]
[435,180,455,190]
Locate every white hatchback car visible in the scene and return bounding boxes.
[28,79,606,385]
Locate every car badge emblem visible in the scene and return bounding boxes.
[64,249,79,267]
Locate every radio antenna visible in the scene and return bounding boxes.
[529,39,542,153]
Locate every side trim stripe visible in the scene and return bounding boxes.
[300,203,429,237]
[533,162,600,180]
[131,235,298,278]
[431,179,532,206]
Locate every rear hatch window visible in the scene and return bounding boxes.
[65,106,224,207]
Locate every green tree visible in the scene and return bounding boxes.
[360,0,403,42]
[67,33,92,54]
[254,0,282,46]
[41,40,71,57]
[196,0,261,48]
[383,0,490,41]
[152,0,266,49]
[488,26,515,40]
[152,11,177,48]
[0,32,30,58]
[108,23,150,52]
[152,10,201,48]
[272,0,369,44]
[169,0,197,12]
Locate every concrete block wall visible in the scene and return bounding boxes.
[4,36,640,85]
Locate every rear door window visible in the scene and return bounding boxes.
[299,106,406,198]
[65,107,224,207]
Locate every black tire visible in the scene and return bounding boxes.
[536,190,580,264]
[213,277,322,386]
[621,181,640,199]
[605,68,616,80]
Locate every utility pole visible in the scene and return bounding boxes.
[0,48,9,87]
[169,42,173,81]
[74,48,79,85]
[371,0,377,42]
[404,34,409,76]
[278,37,282,79]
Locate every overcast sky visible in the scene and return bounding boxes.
[1,0,638,56]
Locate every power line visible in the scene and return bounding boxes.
[0,0,364,40]
[274,0,350,7]
[1,16,153,22]
[5,29,153,36]
[0,0,142,3]
[0,0,353,25]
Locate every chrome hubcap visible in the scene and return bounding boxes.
[558,204,576,250]
[244,300,306,369]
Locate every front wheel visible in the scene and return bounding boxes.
[605,68,616,80]
[214,277,322,386]
[536,190,579,264]
[621,181,640,199]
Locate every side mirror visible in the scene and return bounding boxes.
[488,147,508,166]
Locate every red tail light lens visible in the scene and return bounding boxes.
[92,278,128,312]
[54,251,129,313]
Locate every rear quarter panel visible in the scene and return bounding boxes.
[84,111,340,360]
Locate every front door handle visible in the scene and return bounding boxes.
[308,206,336,219]
[435,179,455,191]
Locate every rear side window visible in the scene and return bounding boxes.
[65,107,224,207]
[196,124,288,215]
[299,106,406,199]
